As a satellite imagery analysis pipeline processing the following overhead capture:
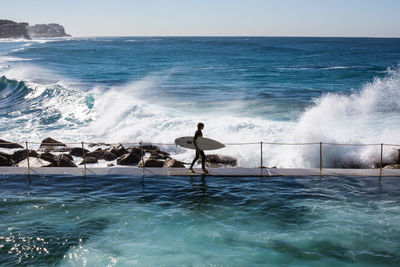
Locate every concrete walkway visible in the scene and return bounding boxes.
[0,167,400,177]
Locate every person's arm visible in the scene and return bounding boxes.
[194,131,200,150]
[194,136,199,150]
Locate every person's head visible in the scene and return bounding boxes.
[197,122,204,130]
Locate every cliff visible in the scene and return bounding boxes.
[0,20,30,39]
[27,23,71,38]
[0,20,70,39]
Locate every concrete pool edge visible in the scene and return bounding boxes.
[1,167,400,177]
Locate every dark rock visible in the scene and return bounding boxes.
[39,153,75,167]
[127,147,142,157]
[101,151,118,161]
[107,163,115,167]
[85,148,102,158]
[397,149,400,164]
[138,158,164,168]
[202,154,237,167]
[0,151,11,160]
[0,139,23,149]
[107,144,129,157]
[80,156,98,165]
[150,149,170,160]
[27,23,71,38]
[39,152,58,165]
[11,149,39,164]
[0,155,12,166]
[70,147,89,157]
[57,154,77,167]
[86,148,118,161]
[39,137,66,150]
[59,154,73,162]
[163,158,185,168]
[117,152,141,165]
[0,20,30,39]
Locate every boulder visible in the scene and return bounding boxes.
[397,149,400,164]
[138,158,164,168]
[203,154,237,167]
[150,149,170,160]
[117,152,141,165]
[11,149,39,164]
[163,158,185,168]
[0,139,23,149]
[80,156,98,165]
[86,148,102,157]
[107,144,129,157]
[127,147,142,157]
[86,148,118,161]
[101,151,118,161]
[70,147,90,157]
[39,152,59,165]
[57,154,77,167]
[0,155,12,166]
[0,151,11,160]
[39,137,66,150]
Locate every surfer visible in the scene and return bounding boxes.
[189,122,208,174]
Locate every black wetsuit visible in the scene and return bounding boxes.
[191,129,206,169]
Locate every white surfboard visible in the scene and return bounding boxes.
[175,136,225,150]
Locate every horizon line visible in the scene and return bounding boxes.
[72,35,400,39]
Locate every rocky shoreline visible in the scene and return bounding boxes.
[0,137,237,169]
[2,137,398,169]
[0,20,70,39]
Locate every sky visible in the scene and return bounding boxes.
[1,0,400,37]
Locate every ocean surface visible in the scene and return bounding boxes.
[1,37,400,167]
[1,37,400,266]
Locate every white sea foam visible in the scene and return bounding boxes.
[0,56,35,63]
[1,64,400,168]
[323,66,350,70]
[284,67,400,168]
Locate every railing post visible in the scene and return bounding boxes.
[260,141,263,168]
[82,142,87,176]
[140,142,145,175]
[319,142,322,176]
[379,143,383,179]
[25,141,30,176]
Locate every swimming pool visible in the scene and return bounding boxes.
[0,175,399,266]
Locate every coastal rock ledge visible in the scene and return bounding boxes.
[0,19,70,39]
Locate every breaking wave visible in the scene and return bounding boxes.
[1,62,400,167]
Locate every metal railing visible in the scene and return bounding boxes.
[0,140,399,177]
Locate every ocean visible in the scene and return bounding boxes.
[1,37,400,265]
[1,37,400,168]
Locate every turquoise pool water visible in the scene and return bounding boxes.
[0,175,399,266]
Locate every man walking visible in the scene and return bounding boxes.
[189,122,208,174]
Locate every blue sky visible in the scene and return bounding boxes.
[1,0,400,37]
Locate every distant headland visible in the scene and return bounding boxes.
[0,19,70,39]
